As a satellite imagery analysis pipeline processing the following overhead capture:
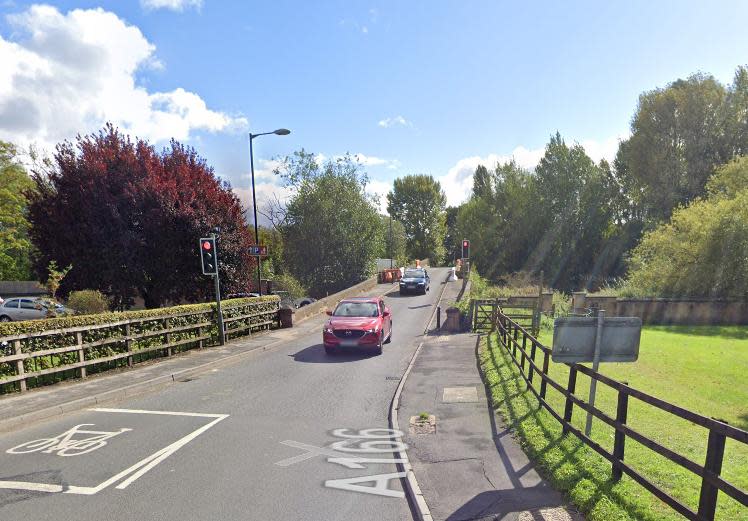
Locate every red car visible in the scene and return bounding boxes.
[323,297,392,355]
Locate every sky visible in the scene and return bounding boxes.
[2,0,748,217]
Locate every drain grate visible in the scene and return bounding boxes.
[385,376,401,381]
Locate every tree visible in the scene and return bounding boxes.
[528,133,619,290]
[0,141,35,280]
[443,205,461,263]
[44,260,72,300]
[274,150,383,298]
[27,124,255,308]
[615,73,729,222]
[387,175,447,264]
[472,164,493,199]
[378,215,407,266]
[624,156,748,298]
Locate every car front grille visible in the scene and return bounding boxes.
[333,329,366,339]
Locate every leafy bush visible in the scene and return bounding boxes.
[272,273,307,300]
[623,157,748,299]
[67,290,109,315]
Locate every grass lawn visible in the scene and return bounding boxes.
[479,325,748,521]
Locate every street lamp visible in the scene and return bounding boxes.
[249,128,291,295]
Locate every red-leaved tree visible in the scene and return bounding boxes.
[27,124,256,308]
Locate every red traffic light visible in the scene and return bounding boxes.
[202,241,212,250]
[463,240,469,247]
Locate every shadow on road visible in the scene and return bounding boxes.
[289,344,378,363]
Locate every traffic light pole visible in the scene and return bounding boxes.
[212,233,225,345]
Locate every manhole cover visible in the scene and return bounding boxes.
[442,386,479,403]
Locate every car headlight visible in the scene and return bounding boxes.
[417,281,425,285]
[366,327,379,334]
[324,326,333,334]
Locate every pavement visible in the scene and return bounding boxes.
[400,278,583,521]
[0,275,448,521]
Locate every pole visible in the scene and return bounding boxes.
[249,134,262,296]
[585,309,604,436]
[389,215,393,269]
[212,233,225,345]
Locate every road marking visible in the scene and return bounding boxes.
[90,408,225,418]
[115,414,227,489]
[7,424,132,457]
[0,481,64,493]
[0,408,228,495]
[277,428,408,499]
[275,440,352,467]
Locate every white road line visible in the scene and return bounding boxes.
[115,415,228,489]
[275,440,352,467]
[0,481,63,493]
[0,409,229,495]
[89,408,226,418]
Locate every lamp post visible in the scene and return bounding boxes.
[249,128,290,295]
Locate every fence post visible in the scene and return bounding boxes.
[520,334,527,372]
[13,340,26,392]
[125,323,133,367]
[612,383,629,481]
[164,318,172,357]
[539,350,550,400]
[75,331,86,379]
[562,365,578,435]
[512,327,519,358]
[528,339,537,384]
[697,420,728,521]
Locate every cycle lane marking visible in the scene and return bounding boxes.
[0,408,228,495]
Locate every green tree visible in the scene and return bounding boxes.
[387,174,447,264]
[443,205,462,263]
[529,134,620,290]
[472,164,493,199]
[379,216,408,266]
[615,72,729,222]
[624,156,748,298]
[0,141,35,280]
[275,150,383,297]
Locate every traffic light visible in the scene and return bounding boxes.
[200,237,218,275]
[462,239,470,259]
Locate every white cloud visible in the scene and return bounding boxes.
[351,153,400,170]
[365,178,393,214]
[0,5,245,153]
[141,0,202,12]
[378,115,411,128]
[438,137,624,207]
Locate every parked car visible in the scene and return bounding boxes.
[0,297,69,322]
[225,292,261,299]
[322,297,392,355]
[399,268,430,295]
[294,297,317,309]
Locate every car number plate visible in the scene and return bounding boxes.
[339,339,358,347]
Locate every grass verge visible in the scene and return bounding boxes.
[479,331,748,521]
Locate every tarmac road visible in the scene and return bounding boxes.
[0,268,448,521]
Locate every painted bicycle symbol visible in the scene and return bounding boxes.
[6,424,132,457]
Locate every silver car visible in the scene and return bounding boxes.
[0,298,54,322]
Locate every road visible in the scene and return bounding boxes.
[0,268,448,521]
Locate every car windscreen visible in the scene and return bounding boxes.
[333,302,379,317]
[404,269,425,278]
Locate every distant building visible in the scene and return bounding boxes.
[0,281,47,299]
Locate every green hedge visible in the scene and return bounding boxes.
[0,296,280,392]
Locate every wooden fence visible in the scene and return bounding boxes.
[493,310,748,521]
[0,298,279,394]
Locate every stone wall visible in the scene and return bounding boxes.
[572,292,748,325]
